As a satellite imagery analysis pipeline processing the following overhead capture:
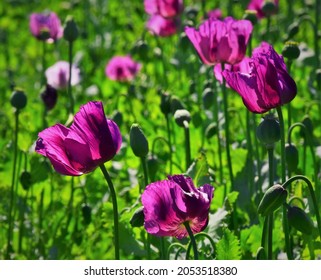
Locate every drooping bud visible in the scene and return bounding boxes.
[81,204,91,225]
[287,206,314,235]
[287,22,300,39]
[299,115,313,140]
[285,143,299,173]
[205,122,217,139]
[20,171,32,191]
[41,84,57,111]
[174,109,191,127]
[202,88,214,110]
[258,184,288,216]
[170,96,185,114]
[256,115,281,148]
[282,41,300,60]
[160,91,171,115]
[130,206,145,228]
[243,10,258,26]
[130,123,149,158]
[63,16,79,42]
[10,89,27,110]
[261,1,278,16]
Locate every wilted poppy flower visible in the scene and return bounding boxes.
[41,84,58,111]
[29,12,63,42]
[247,0,279,19]
[185,17,253,65]
[45,61,81,90]
[35,101,122,176]
[105,55,141,82]
[144,0,183,18]
[147,15,179,37]
[222,42,297,114]
[141,175,214,239]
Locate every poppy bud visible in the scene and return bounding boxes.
[11,89,27,110]
[282,41,300,60]
[287,206,314,235]
[202,88,214,109]
[243,10,258,26]
[287,22,299,39]
[20,171,32,191]
[174,109,191,127]
[285,143,299,172]
[81,204,91,225]
[256,116,281,148]
[130,206,145,228]
[261,1,277,16]
[130,123,149,158]
[170,96,185,114]
[299,115,313,139]
[41,84,57,111]
[147,155,159,181]
[111,110,123,127]
[179,32,190,51]
[258,184,288,216]
[205,122,217,139]
[160,91,171,115]
[63,16,78,42]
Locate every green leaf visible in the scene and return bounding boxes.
[216,228,241,260]
[186,152,213,186]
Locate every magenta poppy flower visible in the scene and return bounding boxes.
[35,101,122,176]
[247,0,279,19]
[29,12,63,42]
[146,15,179,37]
[207,8,222,19]
[222,42,297,114]
[45,61,81,90]
[144,0,183,18]
[141,175,214,239]
[105,55,141,82]
[185,17,253,65]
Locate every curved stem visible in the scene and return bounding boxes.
[186,232,216,259]
[167,243,186,260]
[184,222,198,260]
[99,164,120,260]
[183,120,191,171]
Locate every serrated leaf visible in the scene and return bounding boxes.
[186,152,212,186]
[216,228,241,260]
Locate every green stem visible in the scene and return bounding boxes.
[267,147,274,260]
[246,110,254,197]
[67,41,74,115]
[42,41,47,86]
[186,232,216,259]
[183,120,191,171]
[6,109,19,259]
[99,164,120,260]
[165,114,173,174]
[184,222,198,260]
[167,243,186,260]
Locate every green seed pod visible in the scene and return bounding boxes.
[160,91,171,115]
[174,109,191,127]
[20,171,32,191]
[287,206,314,235]
[202,88,214,110]
[63,16,79,42]
[205,122,217,139]
[147,155,159,181]
[81,204,91,225]
[170,96,185,114]
[258,184,288,216]
[261,1,277,16]
[287,22,300,39]
[282,41,300,60]
[243,10,258,26]
[10,89,27,110]
[130,206,145,228]
[285,143,299,172]
[256,116,281,148]
[130,123,149,158]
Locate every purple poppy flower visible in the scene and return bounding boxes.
[247,0,279,19]
[45,61,81,90]
[141,175,214,239]
[185,17,253,65]
[35,101,122,176]
[144,0,183,18]
[207,8,222,19]
[146,14,179,37]
[222,42,297,114]
[105,55,141,82]
[29,12,63,42]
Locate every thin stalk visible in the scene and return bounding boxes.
[267,147,274,260]
[184,222,198,260]
[67,41,74,115]
[6,109,20,259]
[246,110,255,197]
[41,41,47,86]
[165,114,173,174]
[99,164,120,260]
[183,120,191,171]
[167,243,186,260]
[186,232,216,259]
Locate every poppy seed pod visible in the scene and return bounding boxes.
[258,184,288,216]
[63,16,78,42]
[261,1,278,16]
[202,88,214,109]
[256,116,281,148]
[299,115,313,139]
[130,206,145,228]
[287,206,314,235]
[11,89,27,110]
[174,109,191,127]
[285,143,299,172]
[170,96,185,114]
[130,123,149,158]
[20,171,32,191]
[243,10,258,25]
[282,41,300,60]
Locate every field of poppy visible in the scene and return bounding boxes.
[1,0,321,261]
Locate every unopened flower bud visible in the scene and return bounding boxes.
[256,116,281,148]
[261,1,277,16]
[202,88,214,109]
[285,143,299,172]
[160,91,171,115]
[299,115,313,139]
[287,206,314,235]
[282,41,300,60]
[205,122,217,139]
[287,22,300,39]
[20,171,32,191]
[41,84,57,111]
[258,184,288,216]
[11,89,27,110]
[63,16,78,42]
[130,206,145,228]
[174,109,191,127]
[130,123,149,158]
[243,10,258,25]
[170,96,185,114]
[81,204,91,225]
[111,110,123,127]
